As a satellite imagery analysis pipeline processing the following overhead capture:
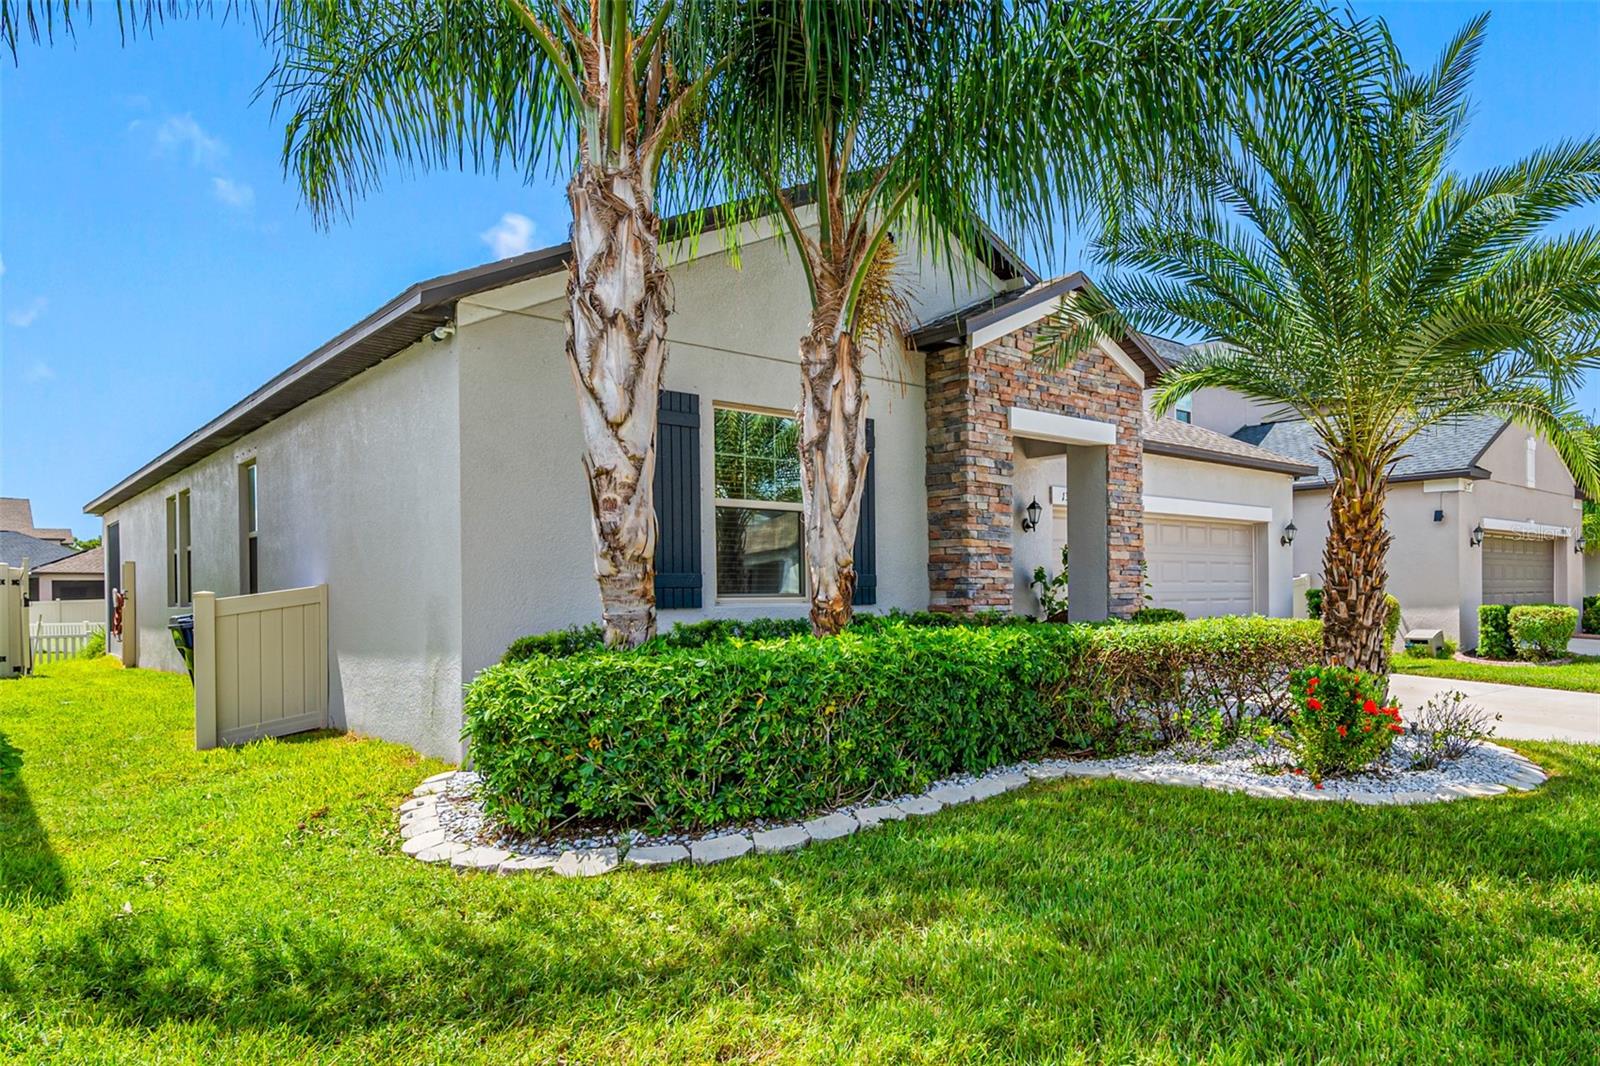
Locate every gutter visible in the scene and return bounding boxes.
[1143,439,1318,477]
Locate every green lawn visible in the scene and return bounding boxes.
[1391,652,1600,693]
[3,659,1599,1064]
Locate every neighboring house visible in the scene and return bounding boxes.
[0,530,78,577]
[0,497,74,546]
[30,545,106,603]
[86,214,1307,759]
[1182,399,1586,649]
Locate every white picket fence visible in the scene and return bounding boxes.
[30,619,104,664]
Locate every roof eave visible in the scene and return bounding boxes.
[1143,439,1318,477]
[1291,464,1494,491]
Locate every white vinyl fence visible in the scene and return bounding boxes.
[193,584,329,750]
[30,619,105,665]
[1,563,31,677]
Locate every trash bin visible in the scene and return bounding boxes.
[169,613,196,680]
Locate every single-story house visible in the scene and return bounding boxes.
[31,545,106,604]
[86,211,1308,759]
[1179,395,1587,649]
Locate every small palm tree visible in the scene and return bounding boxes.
[1062,15,1600,670]
[709,0,1380,635]
[5,0,725,648]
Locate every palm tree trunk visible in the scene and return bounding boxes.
[1321,453,1392,673]
[798,309,869,636]
[566,162,670,648]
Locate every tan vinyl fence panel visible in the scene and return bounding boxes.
[194,584,329,749]
[1,563,32,677]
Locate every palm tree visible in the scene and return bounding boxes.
[707,0,1381,635]
[1061,15,1600,671]
[4,0,725,649]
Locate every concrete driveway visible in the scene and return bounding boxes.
[1387,674,1600,744]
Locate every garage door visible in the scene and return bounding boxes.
[1482,536,1554,605]
[1145,517,1257,617]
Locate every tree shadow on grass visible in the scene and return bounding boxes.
[0,730,67,907]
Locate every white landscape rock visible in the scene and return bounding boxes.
[399,733,1547,878]
[690,835,754,866]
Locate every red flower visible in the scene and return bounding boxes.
[1362,721,1373,733]
[1337,724,1348,738]
[1307,677,1319,692]
[1315,782,1324,789]
[1362,699,1377,715]
[1307,697,1323,711]
[1388,723,1404,734]
[1386,707,1400,719]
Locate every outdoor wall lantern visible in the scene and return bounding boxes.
[1470,523,1485,547]
[1021,497,1043,533]
[1280,521,1297,547]
[1577,535,1588,554]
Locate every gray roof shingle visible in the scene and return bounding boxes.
[1232,414,1508,487]
[0,531,79,569]
[1143,416,1317,476]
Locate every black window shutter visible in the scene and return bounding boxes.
[852,418,877,606]
[654,390,702,609]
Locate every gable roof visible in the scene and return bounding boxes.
[0,497,73,543]
[1143,416,1316,476]
[0,530,79,569]
[1232,414,1508,488]
[33,544,104,576]
[907,273,1169,382]
[87,208,1036,518]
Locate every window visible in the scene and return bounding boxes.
[54,580,104,601]
[1525,436,1537,488]
[713,406,804,597]
[240,461,259,594]
[167,490,191,607]
[1175,394,1194,424]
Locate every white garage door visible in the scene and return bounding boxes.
[1482,536,1554,605]
[1145,517,1258,617]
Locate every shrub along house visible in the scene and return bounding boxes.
[87,211,1307,759]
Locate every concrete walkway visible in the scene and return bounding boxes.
[1387,674,1600,744]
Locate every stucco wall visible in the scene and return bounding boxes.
[1142,453,1298,617]
[101,338,466,760]
[455,225,1000,686]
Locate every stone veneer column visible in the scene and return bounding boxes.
[924,325,1146,616]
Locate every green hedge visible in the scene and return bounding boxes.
[1583,595,1600,635]
[1477,604,1514,659]
[466,616,1321,832]
[1508,605,1578,661]
[1130,607,1186,624]
[468,624,1086,832]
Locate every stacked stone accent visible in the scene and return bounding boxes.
[925,325,1146,616]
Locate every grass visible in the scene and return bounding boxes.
[1390,652,1600,693]
[3,659,1599,1064]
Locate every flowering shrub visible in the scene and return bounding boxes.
[1280,664,1400,781]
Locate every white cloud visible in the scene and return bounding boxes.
[211,176,256,210]
[23,360,54,383]
[481,212,538,259]
[147,113,227,168]
[6,297,47,328]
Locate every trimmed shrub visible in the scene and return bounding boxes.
[1508,604,1578,661]
[1582,594,1600,635]
[1477,604,1514,660]
[77,630,106,660]
[1281,664,1398,781]
[466,624,1087,832]
[1305,587,1323,619]
[1130,607,1186,625]
[466,616,1322,832]
[1077,617,1322,747]
[502,624,606,664]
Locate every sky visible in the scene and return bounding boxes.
[3,2,1599,538]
